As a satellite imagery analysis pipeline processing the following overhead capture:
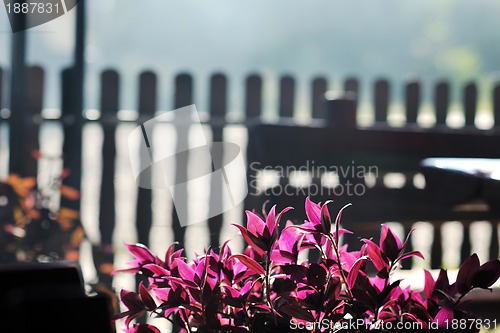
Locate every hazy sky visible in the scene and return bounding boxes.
[1,0,499,112]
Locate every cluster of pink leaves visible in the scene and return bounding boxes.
[115,198,500,333]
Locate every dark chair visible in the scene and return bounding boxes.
[0,262,113,333]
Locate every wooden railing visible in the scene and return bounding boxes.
[1,66,500,286]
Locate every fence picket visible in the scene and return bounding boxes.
[244,74,263,215]
[208,73,227,249]
[96,70,119,289]
[311,77,327,119]
[344,77,358,98]
[464,82,477,127]
[135,71,157,247]
[405,79,420,124]
[491,222,499,260]
[245,74,262,119]
[99,70,119,245]
[9,67,42,176]
[172,73,193,249]
[24,66,44,178]
[494,82,500,128]
[374,79,389,123]
[279,75,295,118]
[61,68,83,212]
[434,81,449,126]
[0,67,3,112]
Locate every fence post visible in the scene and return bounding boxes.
[8,16,27,176]
[374,79,390,123]
[344,77,361,101]
[172,73,193,249]
[492,82,500,260]
[6,65,43,178]
[494,82,500,129]
[434,80,450,126]
[464,82,477,127]
[96,70,119,289]
[311,77,327,119]
[23,66,43,178]
[135,72,157,248]
[279,75,295,118]
[431,225,443,269]
[324,92,356,128]
[0,68,3,112]
[60,68,83,211]
[208,73,227,249]
[243,74,263,217]
[405,78,420,125]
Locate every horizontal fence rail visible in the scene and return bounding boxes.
[1,65,500,288]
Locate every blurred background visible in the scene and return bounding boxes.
[2,0,500,116]
[1,1,500,331]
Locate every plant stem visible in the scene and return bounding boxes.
[327,234,353,299]
[264,255,278,326]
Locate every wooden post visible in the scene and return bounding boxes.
[0,68,3,111]
[60,69,83,211]
[208,73,227,249]
[431,225,443,269]
[464,82,477,127]
[61,0,85,212]
[494,82,500,129]
[344,77,360,100]
[374,79,390,123]
[405,79,420,125]
[243,74,263,215]
[96,70,119,289]
[434,80,450,126]
[279,75,295,118]
[23,66,44,178]
[311,77,327,119]
[8,6,27,176]
[135,72,157,248]
[172,73,193,249]
[324,93,356,128]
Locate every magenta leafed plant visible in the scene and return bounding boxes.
[115,199,500,333]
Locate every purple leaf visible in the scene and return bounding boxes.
[125,242,155,265]
[456,253,480,294]
[320,200,333,235]
[305,197,322,228]
[246,210,266,238]
[232,224,266,256]
[306,263,327,289]
[334,203,351,244]
[143,264,170,277]
[139,282,157,311]
[174,258,196,282]
[399,228,415,253]
[166,276,199,289]
[423,269,435,299]
[264,205,277,237]
[230,254,266,275]
[397,250,424,262]
[472,259,500,289]
[434,269,450,293]
[362,239,388,271]
[118,289,146,327]
[347,257,366,289]
[380,224,400,261]
[281,264,308,283]
[433,304,454,327]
